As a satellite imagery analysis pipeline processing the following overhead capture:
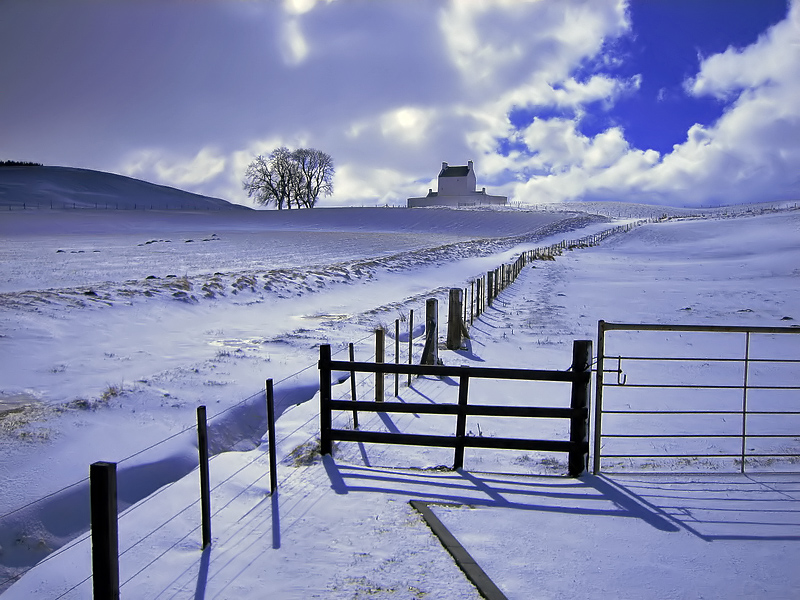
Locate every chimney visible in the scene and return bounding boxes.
[442,162,448,171]
[468,160,474,170]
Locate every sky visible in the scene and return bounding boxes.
[1,0,797,208]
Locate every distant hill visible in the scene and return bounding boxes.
[0,165,250,211]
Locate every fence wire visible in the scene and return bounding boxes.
[3,219,659,595]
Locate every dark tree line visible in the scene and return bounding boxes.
[242,147,334,209]
[0,160,43,167]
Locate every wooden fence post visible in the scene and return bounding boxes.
[408,309,414,386]
[487,271,494,307]
[462,287,468,328]
[453,367,470,470]
[447,288,464,350]
[420,298,439,365]
[568,340,592,477]
[470,280,475,324]
[319,344,333,455]
[375,328,385,402]
[90,461,119,600]
[348,343,358,428]
[395,319,400,396]
[196,406,212,548]
[266,380,278,494]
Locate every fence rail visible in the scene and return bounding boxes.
[593,321,800,474]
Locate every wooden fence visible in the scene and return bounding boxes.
[462,218,655,328]
[10,218,660,596]
[319,340,592,477]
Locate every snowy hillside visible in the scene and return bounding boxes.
[0,166,246,211]
[1,197,799,598]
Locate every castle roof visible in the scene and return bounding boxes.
[439,165,470,177]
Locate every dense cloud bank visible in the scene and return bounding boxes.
[0,0,797,207]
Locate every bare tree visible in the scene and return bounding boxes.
[242,147,298,209]
[292,148,334,208]
[242,147,334,209]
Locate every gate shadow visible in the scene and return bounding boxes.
[322,459,679,532]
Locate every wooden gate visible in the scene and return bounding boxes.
[319,340,592,476]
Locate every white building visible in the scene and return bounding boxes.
[407,161,507,208]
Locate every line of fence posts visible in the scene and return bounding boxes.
[88,388,279,597]
[461,217,667,330]
[82,221,662,595]
[362,219,659,413]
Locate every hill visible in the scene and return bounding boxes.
[0,165,250,211]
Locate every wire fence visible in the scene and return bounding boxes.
[1,217,658,596]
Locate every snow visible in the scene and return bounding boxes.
[1,192,799,598]
[0,166,241,211]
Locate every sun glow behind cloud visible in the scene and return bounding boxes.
[0,0,796,207]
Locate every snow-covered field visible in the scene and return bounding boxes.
[1,201,799,598]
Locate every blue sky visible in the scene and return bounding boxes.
[0,0,797,208]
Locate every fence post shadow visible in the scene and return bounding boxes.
[271,492,281,549]
[322,455,349,495]
[193,545,211,600]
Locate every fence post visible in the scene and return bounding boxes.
[196,406,212,548]
[319,344,333,454]
[395,319,400,396]
[470,280,475,324]
[447,288,464,350]
[420,298,439,365]
[266,380,278,494]
[408,309,414,386]
[453,367,470,470]
[593,322,605,475]
[348,343,359,428]
[741,332,751,474]
[90,461,119,600]
[487,271,494,307]
[375,328,385,402]
[463,287,468,328]
[568,340,592,477]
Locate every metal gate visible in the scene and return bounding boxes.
[593,321,800,474]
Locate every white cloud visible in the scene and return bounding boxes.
[334,164,416,206]
[121,147,227,189]
[283,0,324,17]
[507,0,800,206]
[379,107,435,145]
[638,1,800,204]
[434,0,633,185]
[9,0,797,209]
[280,18,309,65]
[439,0,628,90]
